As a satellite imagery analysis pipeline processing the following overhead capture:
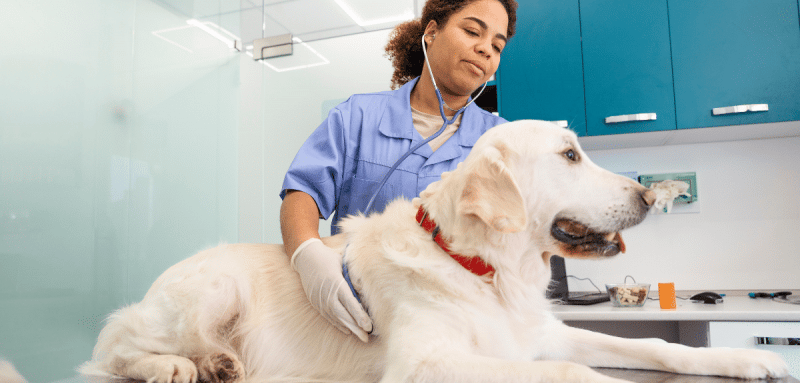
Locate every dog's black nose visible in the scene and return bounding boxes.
[641,189,656,207]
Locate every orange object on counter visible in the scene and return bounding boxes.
[658,283,676,309]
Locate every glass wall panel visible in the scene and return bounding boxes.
[0,0,239,380]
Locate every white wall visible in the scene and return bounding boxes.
[568,136,800,291]
[238,29,800,291]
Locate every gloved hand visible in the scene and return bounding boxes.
[291,238,373,342]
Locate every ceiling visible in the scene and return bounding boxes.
[153,0,424,46]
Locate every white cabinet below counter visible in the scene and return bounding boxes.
[708,321,800,379]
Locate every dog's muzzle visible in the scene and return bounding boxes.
[551,219,626,258]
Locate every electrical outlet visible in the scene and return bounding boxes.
[638,172,699,214]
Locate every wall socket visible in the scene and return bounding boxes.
[638,172,699,214]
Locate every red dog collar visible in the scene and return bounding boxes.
[415,206,495,278]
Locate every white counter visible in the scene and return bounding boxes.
[551,296,800,322]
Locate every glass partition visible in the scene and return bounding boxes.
[1,0,412,380]
[0,0,239,380]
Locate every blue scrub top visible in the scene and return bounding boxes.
[280,77,508,235]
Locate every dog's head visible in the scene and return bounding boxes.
[419,120,655,260]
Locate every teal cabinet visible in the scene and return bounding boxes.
[669,0,800,129]
[580,0,676,136]
[498,0,800,138]
[497,0,586,135]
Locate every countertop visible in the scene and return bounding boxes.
[551,295,800,321]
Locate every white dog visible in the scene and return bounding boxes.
[80,120,788,383]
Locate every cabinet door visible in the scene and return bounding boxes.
[497,0,586,135]
[709,322,800,379]
[580,0,676,136]
[670,0,800,129]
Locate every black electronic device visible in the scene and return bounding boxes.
[690,291,724,304]
[547,255,610,305]
[547,255,568,300]
[565,292,611,305]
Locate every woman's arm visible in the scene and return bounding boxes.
[279,189,373,342]
[280,189,322,257]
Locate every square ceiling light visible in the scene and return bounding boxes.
[332,0,414,26]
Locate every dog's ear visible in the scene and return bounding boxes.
[458,143,526,233]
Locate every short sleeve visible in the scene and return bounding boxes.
[280,102,349,219]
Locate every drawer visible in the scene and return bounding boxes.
[709,322,800,378]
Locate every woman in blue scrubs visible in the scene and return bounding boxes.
[280,0,518,342]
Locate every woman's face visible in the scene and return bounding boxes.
[425,0,509,97]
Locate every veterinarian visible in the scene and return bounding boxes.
[279,0,518,341]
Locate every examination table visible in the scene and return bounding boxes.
[57,370,798,383]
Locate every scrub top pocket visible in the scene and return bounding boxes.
[346,176,394,217]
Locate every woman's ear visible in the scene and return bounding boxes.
[424,20,438,39]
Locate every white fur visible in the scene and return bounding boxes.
[79,121,788,383]
[0,359,26,383]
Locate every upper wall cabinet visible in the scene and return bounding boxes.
[498,0,800,138]
[497,0,586,135]
[669,0,800,129]
[580,0,676,136]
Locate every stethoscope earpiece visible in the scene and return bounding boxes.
[420,34,488,116]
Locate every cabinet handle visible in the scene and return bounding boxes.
[755,337,800,346]
[551,120,568,128]
[712,104,768,116]
[605,113,657,124]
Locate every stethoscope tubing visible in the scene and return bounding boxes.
[363,34,487,214]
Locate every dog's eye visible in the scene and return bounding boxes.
[564,149,579,162]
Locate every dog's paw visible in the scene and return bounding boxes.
[719,348,788,379]
[690,348,789,380]
[148,355,198,383]
[193,352,245,383]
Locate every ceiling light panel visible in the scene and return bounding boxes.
[264,0,355,36]
[154,0,258,18]
[191,0,249,17]
[333,0,414,26]
[153,23,236,54]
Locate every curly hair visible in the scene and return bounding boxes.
[385,0,518,89]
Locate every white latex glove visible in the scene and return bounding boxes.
[291,238,372,342]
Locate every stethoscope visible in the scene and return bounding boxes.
[345,34,490,307]
[363,33,488,213]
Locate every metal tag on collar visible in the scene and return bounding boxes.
[431,225,441,241]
